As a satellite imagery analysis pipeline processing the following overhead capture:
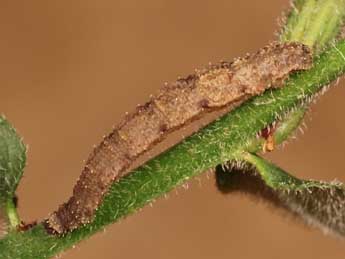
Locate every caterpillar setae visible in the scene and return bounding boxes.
[45,42,312,234]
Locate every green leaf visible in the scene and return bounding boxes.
[281,0,345,52]
[0,116,26,202]
[216,154,345,237]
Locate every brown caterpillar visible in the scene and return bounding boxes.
[45,42,312,234]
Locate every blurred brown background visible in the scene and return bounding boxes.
[1,0,345,258]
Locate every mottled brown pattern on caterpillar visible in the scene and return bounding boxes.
[45,42,312,234]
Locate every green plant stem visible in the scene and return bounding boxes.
[5,199,20,231]
[245,107,307,154]
[251,0,345,157]
[281,0,345,50]
[1,39,345,259]
[243,153,302,188]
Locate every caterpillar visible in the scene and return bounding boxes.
[45,42,312,234]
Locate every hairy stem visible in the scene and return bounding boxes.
[5,199,19,231]
[281,0,345,51]
[245,106,307,154]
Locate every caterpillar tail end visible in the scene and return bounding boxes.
[43,213,65,235]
